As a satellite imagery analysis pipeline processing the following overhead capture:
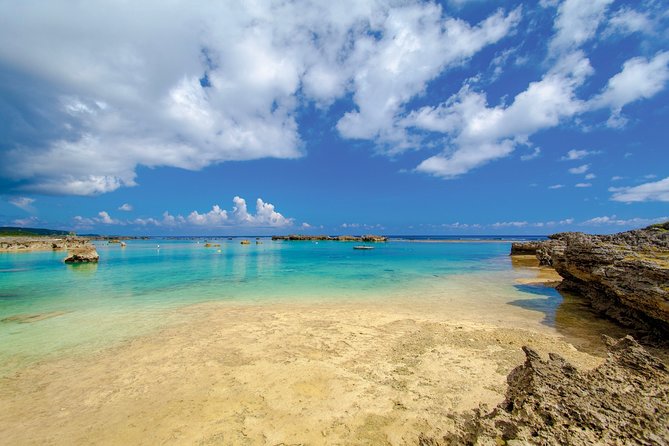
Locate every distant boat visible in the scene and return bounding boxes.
[353,245,374,250]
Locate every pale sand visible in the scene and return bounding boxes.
[0,289,601,445]
[511,255,563,285]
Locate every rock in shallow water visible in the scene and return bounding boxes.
[421,335,669,446]
[63,245,99,263]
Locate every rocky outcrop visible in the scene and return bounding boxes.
[63,245,99,263]
[509,241,543,255]
[0,236,90,252]
[422,336,669,446]
[272,234,388,242]
[511,224,669,334]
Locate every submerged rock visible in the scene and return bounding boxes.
[63,245,99,263]
[422,336,669,446]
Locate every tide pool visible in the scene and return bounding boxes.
[1,238,545,375]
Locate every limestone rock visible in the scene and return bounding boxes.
[422,336,669,446]
[63,245,99,263]
[510,224,669,334]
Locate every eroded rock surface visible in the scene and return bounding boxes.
[511,224,669,334]
[0,236,89,252]
[422,336,669,446]
[63,245,99,263]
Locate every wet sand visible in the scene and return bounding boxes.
[0,285,601,445]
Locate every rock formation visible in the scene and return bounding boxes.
[509,241,543,255]
[0,236,90,252]
[271,234,388,242]
[421,336,669,446]
[511,223,669,334]
[63,245,99,263]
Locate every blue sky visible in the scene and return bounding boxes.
[0,0,668,235]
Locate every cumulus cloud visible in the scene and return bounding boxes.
[188,205,228,226]
[548,0,614,54]
[118,203,133,212]
[610,177,669,202]
[0,1,521,195]
[590,51,669,126]
[75,196,293,228]
[336,5,521,148]
[8,197,36,212]
[98,211,120,225]
[412,52,593,177]
[585,173,596,180]
[575,182,592,188]
[548,184,564,189]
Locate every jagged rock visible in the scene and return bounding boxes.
[548,227,669,334]
[510,224,669,334]
[0,236,89,252]
[422,336,669,446]
[510,241,543,255]
[63,245,99,263]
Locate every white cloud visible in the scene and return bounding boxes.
[118,203,133,212]
[187,205,228,226]
[561,149,600,161]
[548,184,564,189]
[301,222,312,229]
[8,197,36,212]
[412,52,593,177]
[584,173,596,180]
[491,221,527,228]
[575,182,592,188]
[568,164,590,174]
[0,1,521,195]
[98,211,120,225]
[549,0,614,54]
[76,196,293,228]
[605,8,652,36]
[520,147,541,161]
[610,177,669,202]
[582,215,668,226]
[611,176,624,181]
[12,216,39,227]
[590,51,669,126]
[336,5,521,148]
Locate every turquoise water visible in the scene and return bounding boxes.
[0,239,530,374]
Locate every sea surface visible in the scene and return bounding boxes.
[0,236,588,376]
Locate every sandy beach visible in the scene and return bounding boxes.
[0,271,602,445]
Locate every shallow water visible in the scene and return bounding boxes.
[0,239,606,375]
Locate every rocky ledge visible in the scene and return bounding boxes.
[0,236,90,252]
[63,245,99,263]
[271,234,387,242]
[421,335,669,445]
[511,223,669,335]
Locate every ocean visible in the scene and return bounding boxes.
[1,237,562,375]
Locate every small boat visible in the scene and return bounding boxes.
[240,240,251,245]
[353,245,374,250]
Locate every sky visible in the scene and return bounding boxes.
[0,0,668,235]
